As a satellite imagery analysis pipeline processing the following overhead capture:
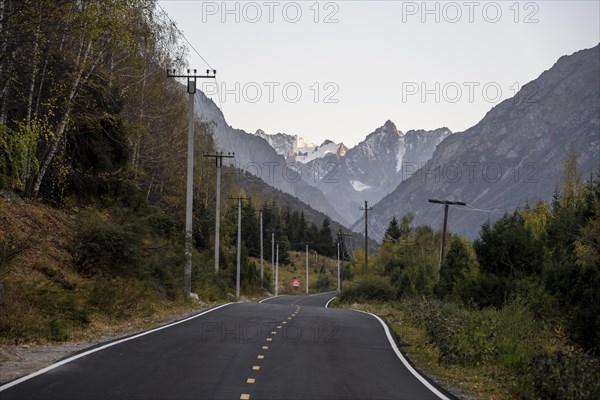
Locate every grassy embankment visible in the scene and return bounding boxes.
[333,278,599,400]
[0,200,216,345]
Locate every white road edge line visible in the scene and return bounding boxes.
[0,302,236,392]
[325,296,337,308]
[258,294,284,304]
[352,309,450,400]
[292,291,337,305]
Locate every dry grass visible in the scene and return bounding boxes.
[0,199,205,345]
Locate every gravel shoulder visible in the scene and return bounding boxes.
[0,305,214,385]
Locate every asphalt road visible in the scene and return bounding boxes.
[1,291,453,399]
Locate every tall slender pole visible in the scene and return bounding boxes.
[183,85,194,298]
[340,233,353,292]
[441,204,449,265]
[360,201,372,274]
[305,244,309,294]
[204,152,234,274]
[167,68,216,298]
[364,202,368,274]
[236,198,242,299]
[275,243,279,296]
[214,163,221,272]
[260,211,264,283]
[271,232,274,289]
[229,196,250,299]
[337,241,340,293]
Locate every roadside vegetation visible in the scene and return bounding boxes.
[338,152,600,400]
[0,0,342,345]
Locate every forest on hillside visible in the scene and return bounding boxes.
[341,151,600,399]
[0,0,348,345]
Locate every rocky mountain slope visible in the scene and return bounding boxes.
[366,45,600,239]
[309,122,451,223]
[195,91,449,226]
[194,91,349,225]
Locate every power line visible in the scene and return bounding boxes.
[155,3,214,71]
[212,77,238,162]
[156,3,237,165]
[367,214,384,243]
[371,212,395,242]
[463,203,506,214]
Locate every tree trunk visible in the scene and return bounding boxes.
[28,39,93,198]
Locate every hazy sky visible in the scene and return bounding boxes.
[157,0,600,148]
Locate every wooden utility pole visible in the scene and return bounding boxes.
[428,199,467,266]
[360,201,373,273]
[167,69,215,298]
[204,152,234,273]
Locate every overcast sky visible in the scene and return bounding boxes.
[157,0,600,148]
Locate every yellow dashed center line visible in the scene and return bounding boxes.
[252,365,260,370]
[247,378,255,384]
[257,355,265,359]
[241,394,250,400]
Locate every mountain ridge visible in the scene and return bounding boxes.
[365,44,600,239]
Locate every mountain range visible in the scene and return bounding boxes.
[196,44,599,240]
[367,45,600,238]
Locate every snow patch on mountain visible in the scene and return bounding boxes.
[296,141,344,164]
[254,130,317,158]
[350,180,372,192]
[396,137,406,173]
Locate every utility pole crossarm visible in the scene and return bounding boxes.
[428,198,467,266]
[166,69,217,79]
[166,69,217,93]
[428,199,467,206]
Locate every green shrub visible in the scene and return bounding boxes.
[88,278,154,319]
[407,299,543,368]
[192,254,230,302]
[314,274,334,291]
[528,351,600,400]
[339,276,395,303]
[72,209,138,276]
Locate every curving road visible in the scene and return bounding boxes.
[1,291,454,399]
